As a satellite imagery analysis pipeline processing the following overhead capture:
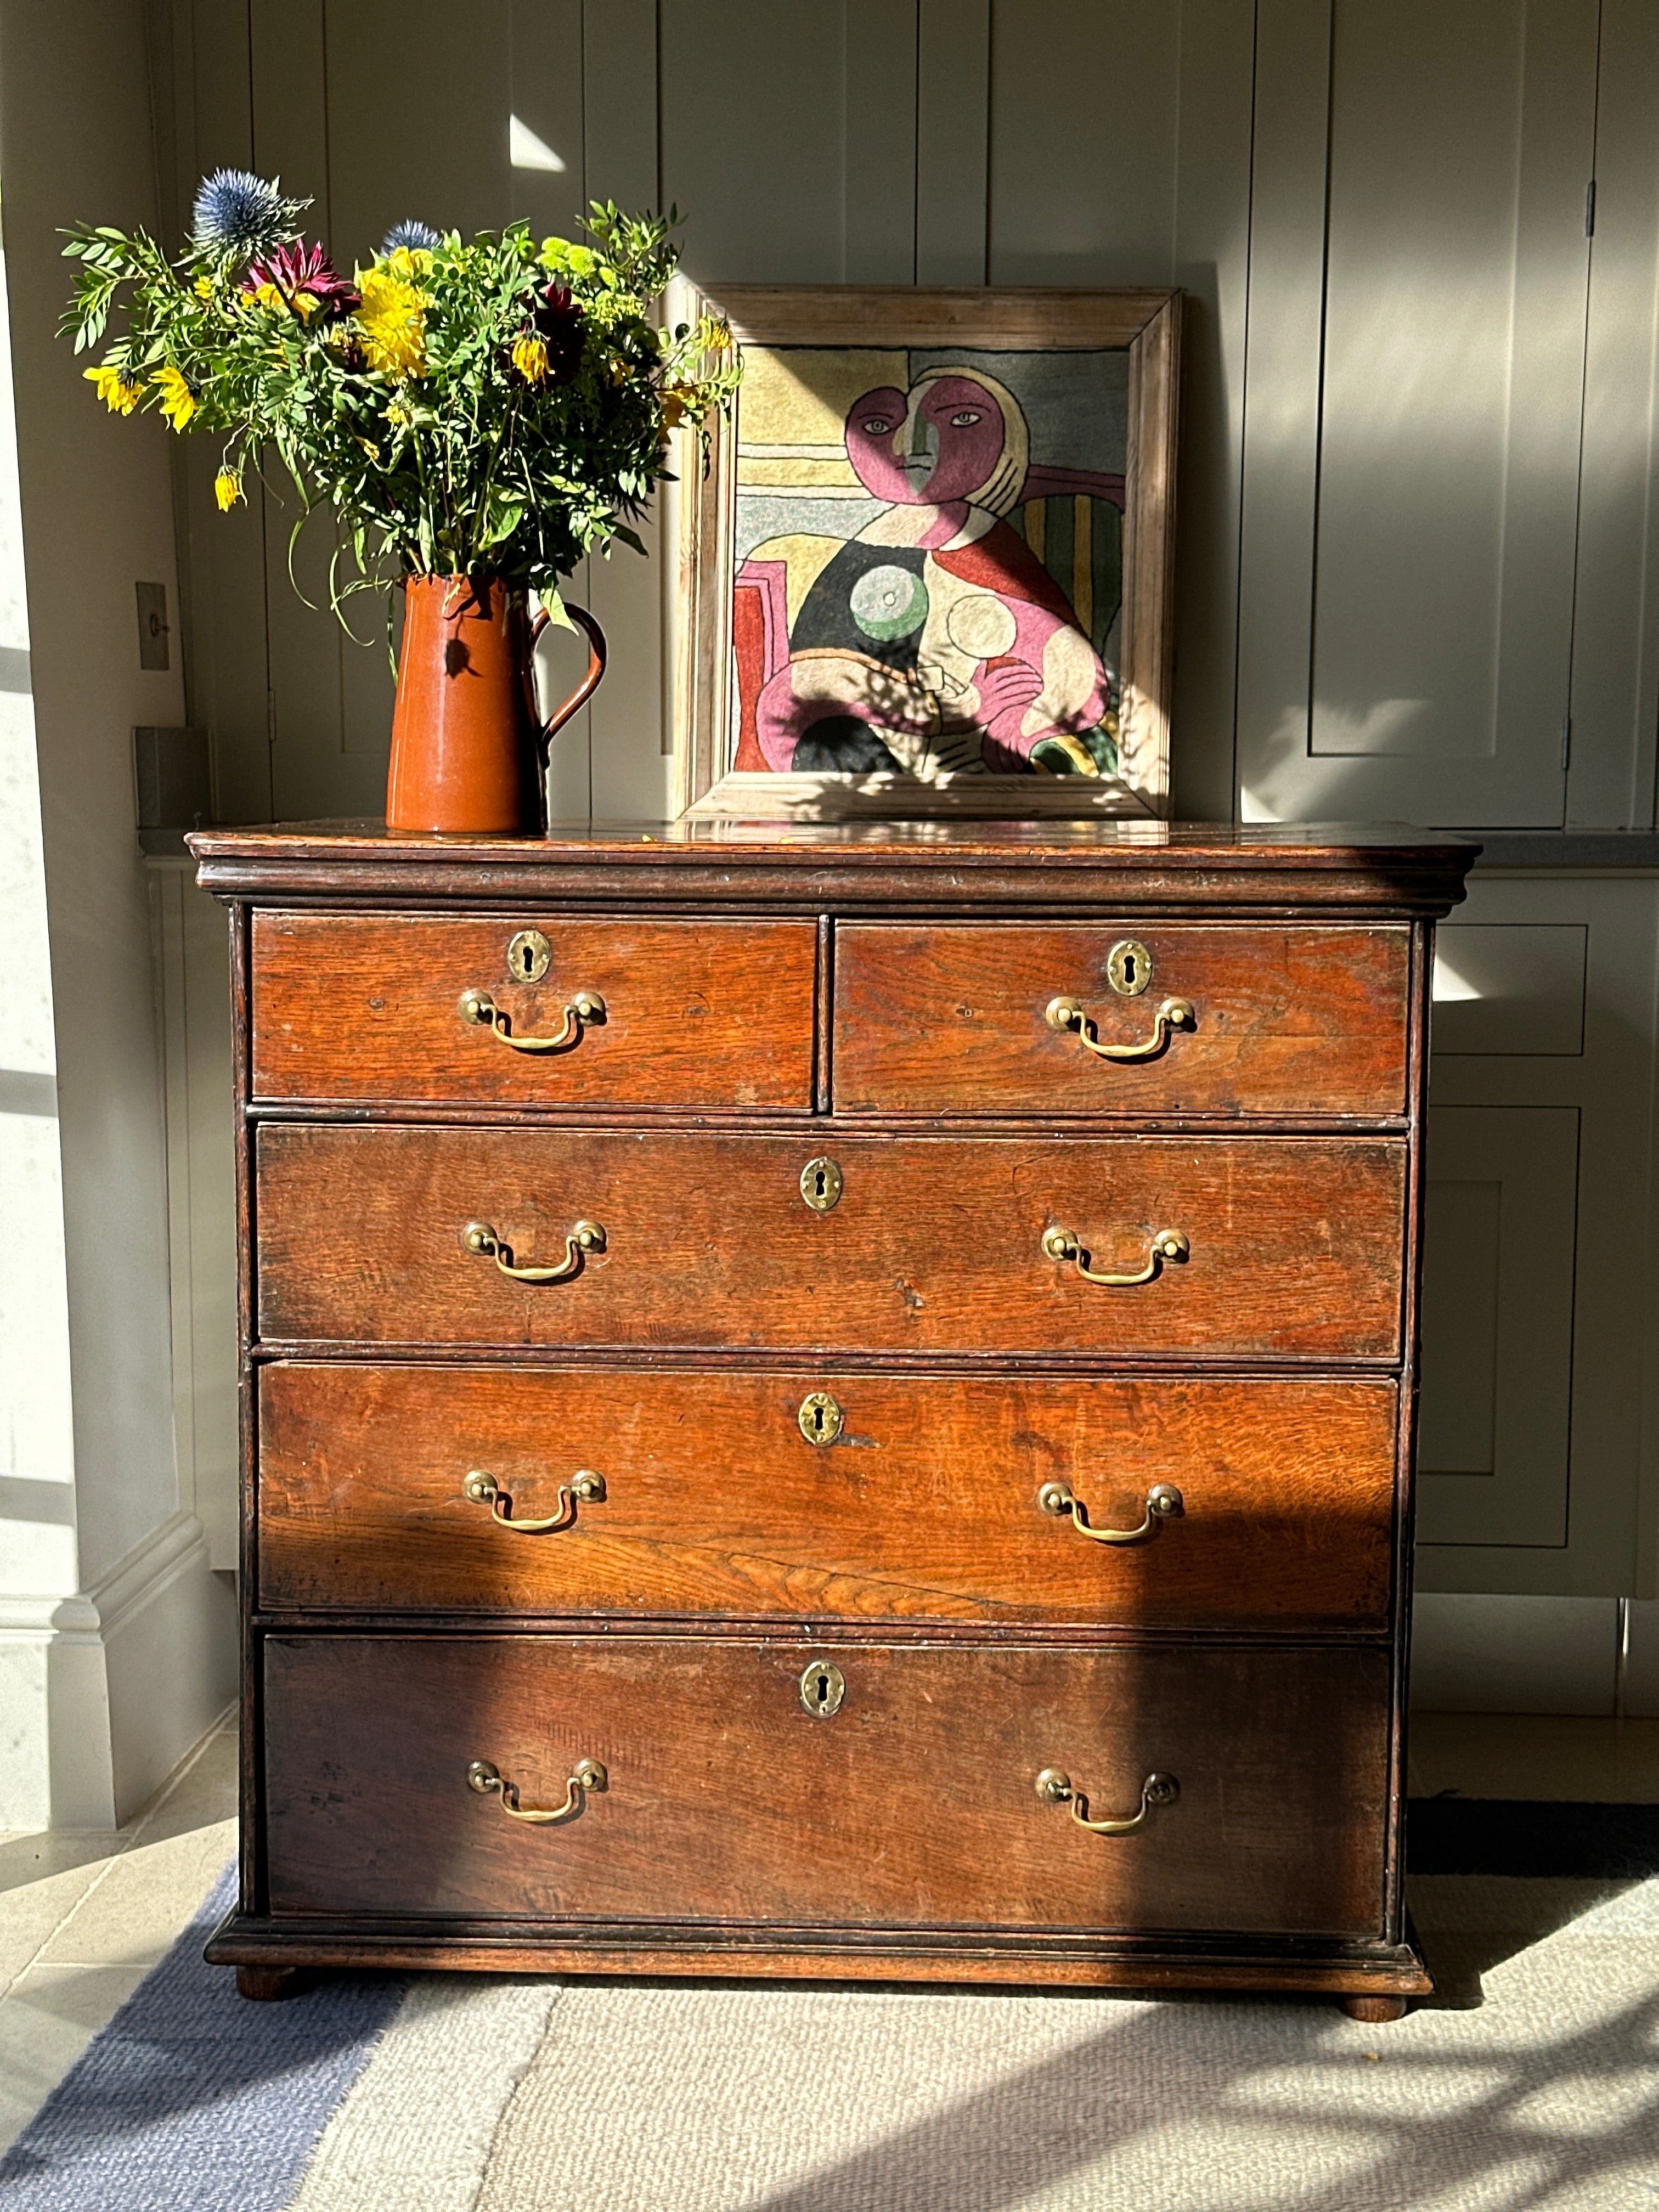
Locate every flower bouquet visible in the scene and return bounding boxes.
[61,170,739,831]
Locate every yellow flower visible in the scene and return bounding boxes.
[383,246,432,282]
[511,334,549,386]
[386,400,412,426]
[83,362,141,415]
[194,274,213,299]
[153,365,198,431]
[354,266,427,379]
[213,470,242,512]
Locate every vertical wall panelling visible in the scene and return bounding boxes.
[251,1,360,820]
[1232,0,1330,826]
[1568,0,1659,828]
[1168,0,1257,821]
[1239,0,1598,828]
[985,1,1254,816]
[514,0,592,817]
[168,1,274,823]
[660,3,848,281]
[917,0,988,284]
[843,0,918,284]
[583,0,665,817]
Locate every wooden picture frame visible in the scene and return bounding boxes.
[669,285,1181,821]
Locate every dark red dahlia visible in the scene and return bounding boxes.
[530,281,585,379]
[241,239,360,318]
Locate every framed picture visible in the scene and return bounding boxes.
[669,286,1180,821]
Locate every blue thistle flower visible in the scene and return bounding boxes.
[190,170,309,263]
[380,220,442,256]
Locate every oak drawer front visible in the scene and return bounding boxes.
[250,913,818,1108]
[263,1637,1389,1938]
[259,1364,1398,1630]
[833,923,1411,1119]
[255,1127,1406,1360]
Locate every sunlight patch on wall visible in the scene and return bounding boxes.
[510,116,566,173]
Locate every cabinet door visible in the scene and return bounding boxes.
[1419,878,1659,1594]
[1417,1105,1578,1545]
[1239,0,1597,826]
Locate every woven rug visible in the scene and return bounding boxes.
[4,1849,1657,2210]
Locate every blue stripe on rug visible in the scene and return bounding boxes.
[0,1867,404,2211]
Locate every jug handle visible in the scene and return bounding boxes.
[529,600,608,752]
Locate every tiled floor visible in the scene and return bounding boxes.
[0,1709,1654,2160]
[0,1712,236,2156]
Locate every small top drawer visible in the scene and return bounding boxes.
[251,913,819,1109]
[833,923,1411,1119]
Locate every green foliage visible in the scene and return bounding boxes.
[61,188,741,623]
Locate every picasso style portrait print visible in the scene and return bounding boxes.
[672,289,1180,821]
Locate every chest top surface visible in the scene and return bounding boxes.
[189,818,1478,917]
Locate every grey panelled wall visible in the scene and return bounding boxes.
[155,2,1659,1612]
[162,1,1659,833]
[162,0,1257,825]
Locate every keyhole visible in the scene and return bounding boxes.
[811,1404,826,1437]
[814,1167,827,1200]
[798,1659,845,1717]
[1121,951,1137,987]
[517,942,533,977]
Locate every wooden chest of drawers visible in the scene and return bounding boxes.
[191,820,1475,2016]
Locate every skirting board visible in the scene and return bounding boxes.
[1410,1593,1657,1717]
[0,1509,236,1826]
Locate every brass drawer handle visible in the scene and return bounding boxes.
[461,1218,605,1282]
[1036,1768,1178,1835]
[463,1468,605,1532]
[467,1756,606,1825]
[458,986,605,1053]
[1046,994,1193,1062]
[1039,1480,1182,1543]
[1042,1224,1188,1285]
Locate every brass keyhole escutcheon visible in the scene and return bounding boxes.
[799,1660,846,1718]
[506,929,552,983]
[800,1156,843,1212]
[1107,939,1152,997]
[798,1391,844,1446]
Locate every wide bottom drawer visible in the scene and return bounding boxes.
[263,1637,1390,1939]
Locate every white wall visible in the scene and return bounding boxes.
[0,0,234,1826]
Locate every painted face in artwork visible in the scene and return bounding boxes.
[844,375,1008,506]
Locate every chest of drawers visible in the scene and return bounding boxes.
[190,820,1475,2017]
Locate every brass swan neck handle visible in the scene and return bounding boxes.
[1045,995,1194,1062]
[1036,1768,1179,1835]
[1042,1225,1188,1286]
[467,1757,606,1825]
[458,986,605,1053]
[1038,1480,1183,1544]
[463,1469,606,1533]
[461,1218,605,1282]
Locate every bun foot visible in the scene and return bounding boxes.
[236,1964,306,2001]
[1339,1993,1408,2023]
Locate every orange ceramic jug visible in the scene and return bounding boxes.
[385,574,606,834]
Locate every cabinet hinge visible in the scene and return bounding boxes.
[1561,716,1572,771]
[1587,179,1596,238]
